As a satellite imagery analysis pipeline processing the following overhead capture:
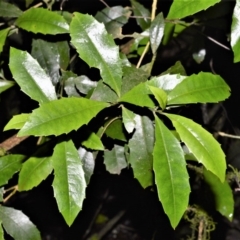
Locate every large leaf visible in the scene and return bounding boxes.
[153,115,190,228]
[167,0,220,19]
[165,113,226,182]
[0,154,24,186]
[0,28,9,53]
[0,80,14,94]
[0,206,41,240]
[9,48,57,104]
[167,72,230,105]
[203,169,233,221]
[52,140,86,226]
[129,115,154,188]
[15,8,69,34]
[0,2,22,18]
[4,113,30,131]
[18,97,108,137]
[70,13,122,96]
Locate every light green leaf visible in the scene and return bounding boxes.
[149,86,167,110]
[0,154,24,186]
[165,113,226,182]
[18,97,109,137]
[9,47,57,104]
[129,115,154,188]
[105,119,127,142]
[70,13,122,96]
[0,206,41,240]
[203,168,233,221]
[15,8,69,34]
[122,106,135,133]
[82,131,104,151]
[153,115,190,228]
[104,144,127,174]
[231,0,240,62]
[4,113,30,131]
[149,12,164,54]
[167,72,230,105]
[0,221,3,240]
[0,2,22,18]
[52,140,86,226]
[0,28,9,54]
[0,80,14,94]
[167,0,220,19]
[0,188,3,202]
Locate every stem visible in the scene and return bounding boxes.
[3,185,18,203]
[99,116,121,139]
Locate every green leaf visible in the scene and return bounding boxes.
[104,144,127,174]
[15,8,69,34]
[82,131,104,151]
[0,221,3,240]
[129,115,154,188]
[167,0,220,19]
[18,156,52,191]
[160,61,187,76]
[18,98,109,137]
[0,206,41,240]
[203,168,233,221]
[0,154,24,186]
[130,0,151,30]
[52,140,86,226]
[0,80,14,94]
[153,115,190,228]
[149,12,164,54]
[25,0,35,8]
[4,113,30,131]
[75,76,97,95]
[0,2,22,18]
[105,119,127,142]
[165,113,226,182]
[231,0,240,63]
[122,106,135,133]
[0,188,3,202]
[70,13,122,97]
[0,28,9,53]
[148,86,167,110]
[167,72,230,105]
[9,48,57,104]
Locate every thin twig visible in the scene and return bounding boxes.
[3,186,18,203]
[218,131,240,139]
[99,0,110,8]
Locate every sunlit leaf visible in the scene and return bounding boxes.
[4,114,30,131]
[149,86,167,110]
[105,119,127,142]
[0,2,22,18]
[0,28,9,54]
[82,131,104,151]
[0,80,14,94]
[122,106,135,133]
[75,76,97,95]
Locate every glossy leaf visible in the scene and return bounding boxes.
[203,169,233,221]
[0,80,14,94]
[153,116,190,228]
[129,115,154,188]
[4,113,30,131]
[149,12,164,54]
[0,154,24,186]
[82,131,104,151]
[167,0,220,19]
[52,140,86,226]
[18,98,108,137]
[75,76,97,95]
[0,28,9,53]
[0,206,41,240]
[167,72,230,105]
[0,2,22,18]
[149,86,167,110]
[15,8,69,34]
[64,77,81,97]
[9,48,57,104]
[104,144,127,174]
[70,13,122,96]
[105,119,127,142]
[165,113,226,182]
[122,106,135,133]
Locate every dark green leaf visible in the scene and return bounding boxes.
[52,140,86,226]
[9,47,57,103]
[105,119,127,142]
[149,86,167,110]
[160,61,186,76]
[4,114,30,131]
[25,0,35,8]
[0,2,22,18]
[18,98,109,137]
[0,80,14,94]
[0,188,3,202]
[122,106,135,133]
[0,28,9,53]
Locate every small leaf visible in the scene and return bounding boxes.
[0,2,22,18]
[82,131,104,151]
[0,28,10,53]
[122,106,135,133]
[149,12,165,54]
[75,76,97,95]
[4,113,30,131]
[0,155,24,186]
[149,86,167,110]
[203,168,234,221]
[165,113,226,182]
[153,115,190,228]
[9,47,57,103]
[0,80,14,94]
[52,140,86,226]
[15,8,69,34]
[18,98,109,137]
[25,0,35,8]
[70,13,122,96]
[105,119,127,142]
[129,115,154,188]
[0,206,41,240]
[160,61,186,76]
[167,72,230,105]
[104,144,127,174]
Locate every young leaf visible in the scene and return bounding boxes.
[18,97,109,137]
[153,115,190,228]
[52,140,86,226]
[104,144,127,174]
[129,115,154,188]
[0,28,9,53]
[9,48,57,104]
[0,154,24,186]
[167,72,230,105]
[148,86,167,110]
[0,80,14,94]
[82,131,104,151]
[167,0,220,19]
[0,206,41,240]
[0,2,22,18]
[70,13,122,97]
[4,113,30,131]
[15,8,69,35]
[165,113,226,182]
[105,119,127,142]
[149,12,165,54]
[203,168,233,221]
[122,106,135,133]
